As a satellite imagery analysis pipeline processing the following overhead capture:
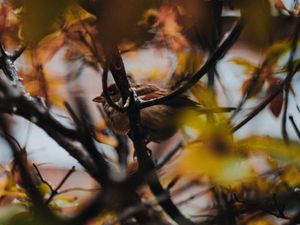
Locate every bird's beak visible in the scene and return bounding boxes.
[93,96,105,103]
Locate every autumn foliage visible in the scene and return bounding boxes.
[0,0,299,225]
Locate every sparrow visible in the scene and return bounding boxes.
[93,83,234,143]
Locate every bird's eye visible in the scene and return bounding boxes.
[108,89,114,95]
[107,85,118,96]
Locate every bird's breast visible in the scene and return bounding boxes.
[103,104,130,135]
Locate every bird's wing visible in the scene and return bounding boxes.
[164,94,199,108]
[134,84,234,112]
[134,84,167,101]
[135,84,199,108]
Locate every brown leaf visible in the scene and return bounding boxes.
[241,78,264,98]
[269,91,283,117]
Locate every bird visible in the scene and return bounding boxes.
[93,83,234,143]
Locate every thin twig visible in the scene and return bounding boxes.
[234,194,291,221]
[231,61,266,119]
[0,118,61,224]
[232,19,300,132]
[45,166,76,204]
[102,44,132,103]
[289,115,300,139]
[281,24,299,144]
[59,187,100,194]
[177,188,213,206]
[282,88,290,143]
[33,163,55,193]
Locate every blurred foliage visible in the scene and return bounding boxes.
[18,0,75,45]
[0,0,299,224]
[239,0,273,47]
[0,156,79,224]
[176,108,300,185]
[231,41,298,117]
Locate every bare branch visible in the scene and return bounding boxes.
[139,18,245,109]
[45,166,76,204]
[0,117,62,224]
[0,43,31,99]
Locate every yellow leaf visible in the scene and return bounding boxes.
[281,166,300,187]
[37,183,51,197]
[52,196,78,208]
[176,112,253,185]
[236,136,300,162]
[175,142,251,185]
[176,50,203,75]
[90,211,119,225]
[265,41,289,65]
[148,68,167,80]
[190,86,218,107]
[230,57,257,75]
[247,218,276,225]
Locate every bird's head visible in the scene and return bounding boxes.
[93,84,121,103]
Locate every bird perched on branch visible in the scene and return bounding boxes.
[93,83,234,143]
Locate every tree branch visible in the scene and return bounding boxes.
[139,18,245,109]
[232,19,300,133]
[289,115,300,139]
[0,117,63,225]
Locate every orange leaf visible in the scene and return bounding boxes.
[35,31,66,64]
[95,133,117,147]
